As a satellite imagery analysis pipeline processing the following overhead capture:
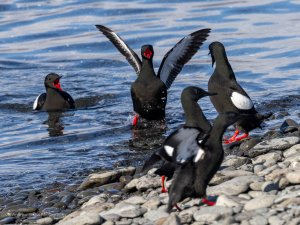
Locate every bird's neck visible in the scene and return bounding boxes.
[215,54,235,79]
[183,99,211,132]
[207,118,228,148]
[139,58,156,80]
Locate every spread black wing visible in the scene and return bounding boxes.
[157,28,211,89]
[96,25,142,75]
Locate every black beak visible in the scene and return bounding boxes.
[58,75,63,80]
[208,50,215,67]
[206,92,217,96]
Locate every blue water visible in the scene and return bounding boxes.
[0,0,300,195]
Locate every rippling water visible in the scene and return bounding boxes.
[0,0,300,195]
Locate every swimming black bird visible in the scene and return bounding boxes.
[95,25,210,125]
[33,73,75,111]
[167,112,250,212]
[142,86,215,192]
[208,42,270,143]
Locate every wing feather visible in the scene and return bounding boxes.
[95,25,142,75]
[158,28,211,89]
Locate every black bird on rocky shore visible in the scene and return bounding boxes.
[33,73,75,111]
[208,42,271,143]
[96,25,211,125]
[142,86,215,194]
[167,112,251,212]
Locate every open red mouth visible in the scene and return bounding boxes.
[143,48,153,59]
[53,79,63,91]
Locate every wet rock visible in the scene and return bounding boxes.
[193,206,233,223]
[216,195,241,207]
[283,144,300,158]
[143,210,169,222]
[280,119,300,133]
[123,196,146,205]
[61,194,75,206]
[5,204,37,214]
[56,211,103,225]
[247,137,300,157]
[51,212,67,221]
[99,182,125,194]
[244,195,276,211]
[41,207,61,216]
[207,175,261,196]
[77,190,98,199]
[101,202,146,218]
[142,197,161,210]
[0,217,16,224]
[78,167,136,191]
[36,217,54,225]
[286,170,300,184]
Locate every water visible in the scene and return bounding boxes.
[0,0,299,195]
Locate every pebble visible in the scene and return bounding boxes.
[35,217,54,225]
[178,206,198,223]
[101,202,146,218]
[142,197,161,210]
[247,137,300,157]
[222,156,250,168]
[286,171,300,184]
[244,195,276,211]
[5,205,37,214]
[216,195,240,207]
[56,211,103,225]
[136,176,161,191]
[143,210,169,222]
[78,167,136,190]
[0,217,16,224]
[207,175,261,196]
[81,195,106,209]
[123,196,146,205]
[280,119,299,133]
[253,164,264,173]
[193,206,233,223]
[249,215,268,225]
[261,181,279,192]
[268,215,285,225]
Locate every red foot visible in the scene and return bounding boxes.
[224,130,249,144]
[202,198,216,206]
[161,175,167,193]
[174,203,182,211]
[132,115,138,126]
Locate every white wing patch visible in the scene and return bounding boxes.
[194,148,205,162]
[164,145,174,157]
[33,94,41,110]
[231,92,253,110]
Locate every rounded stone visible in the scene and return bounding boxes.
[244,195,276,211]
[286,171,300,184]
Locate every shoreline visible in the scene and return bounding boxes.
[0,119,300,225]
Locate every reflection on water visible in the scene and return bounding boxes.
[0,0,299,194]
[44,112,65,137]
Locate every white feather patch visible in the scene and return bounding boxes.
[194,148,205,162]
[231,92,253,110]
[164,145,174,157]
[33,95,41,110]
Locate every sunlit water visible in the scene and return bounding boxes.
[0,0,300,195]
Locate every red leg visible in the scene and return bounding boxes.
[201,198,216,206]
[161,175,167,193]
[174,204,182,211]
[132,114,138,126]
[224,130,239,144]
[235,132,249,142]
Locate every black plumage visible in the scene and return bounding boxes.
[33,73,75,111]
[167,112,250,212]
[142,86,215,179]
[96,25,210,122]
[208,42,270,143]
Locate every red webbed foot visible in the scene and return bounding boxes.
[201,198,216,206]
[132,114,139,126]
[161,175,167,193]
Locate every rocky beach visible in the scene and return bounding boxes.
[0,118,299,225]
